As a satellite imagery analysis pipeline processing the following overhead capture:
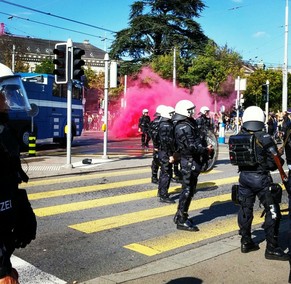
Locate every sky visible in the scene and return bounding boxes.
[0,0,289,68]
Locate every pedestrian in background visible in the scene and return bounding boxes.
[138,109,151,149]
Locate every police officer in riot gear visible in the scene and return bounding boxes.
[196,106,212,130]
[149,105,165,184]
[169,106,182,183]
[138,109,151,149]
[157,106,175,203]
[0,63,36,283]
[173,100,213,231]
[234,106,289,260]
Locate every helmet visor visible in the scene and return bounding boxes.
[0,76,31,112]
[187,106,195,117]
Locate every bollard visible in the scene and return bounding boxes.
[218,122,225,144]
[28,132,36,157]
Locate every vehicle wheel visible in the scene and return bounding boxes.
[19,128,31,150]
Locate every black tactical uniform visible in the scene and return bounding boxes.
[0,112,36,279]
[138,113,151,148]
[173,113,209,231]
[236,127,289,260]
[0,67,37,283]
[280,118,291,261]
[149,116,160,184]
[157,117,175,203]
[196,114,212,131]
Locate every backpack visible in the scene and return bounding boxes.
[229,133,258,167]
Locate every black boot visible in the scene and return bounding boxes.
[151,176,159,184]
[265,244,290,261]
[175,212,199,231]
[177,219,199,231]
[160,195,175,204]
[241,237,260,253]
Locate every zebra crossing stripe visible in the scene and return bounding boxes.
[124,204,289,256]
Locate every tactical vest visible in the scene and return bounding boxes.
[229,131,278,171]
[229,133,258,167]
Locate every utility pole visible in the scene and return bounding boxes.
[173,47,176,88]
[282,0,289,111]
[12,44,15,72]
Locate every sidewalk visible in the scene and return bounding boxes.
[22,147,291,284]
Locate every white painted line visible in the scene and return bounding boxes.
[11,255,67,284]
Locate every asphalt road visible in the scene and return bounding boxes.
[13,131,289,283]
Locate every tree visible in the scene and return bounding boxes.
[0,36,29,72]
[109,0,208,62]
[151,49,185,82]
[34,58,54,74]
[186,41,244,95]
[243,68,291,111]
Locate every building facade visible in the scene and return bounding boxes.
[0,35,106,73]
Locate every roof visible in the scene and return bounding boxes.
[0,35,106,67]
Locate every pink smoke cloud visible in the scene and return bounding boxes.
[109,67,236,137]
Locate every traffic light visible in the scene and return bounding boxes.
[72,47,85,81]
[53,43,68,84]
[262,84,269,102]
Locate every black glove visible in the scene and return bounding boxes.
[13,189,37,249]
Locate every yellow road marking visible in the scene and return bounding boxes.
[22,168,221,188]
[68,193,232,233]
[124,204,289,256]
[21,168,151,187]
[26,170,224,200]
[33,176,238,215]
[34,189,156,216]
[28,178,151,200]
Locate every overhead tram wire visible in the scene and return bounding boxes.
[0,12,113,41]
[0,0,117,34]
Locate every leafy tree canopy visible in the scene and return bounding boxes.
[243,68,291,111]
[109,0,208,61]
[34,58,54,74]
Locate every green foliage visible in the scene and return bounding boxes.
[0,36,30,72]
[151,50,185,83]
[243,69,290,111]
[187,42,243,95]
[84,66,104,90]
[109,0,208,61]
[34,58,54,74]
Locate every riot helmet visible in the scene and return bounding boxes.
[242,106,265,131]
[142,108,149,114]
[200,106,210,115]
[154,105,165,117]
[175,100,195,117]
[0,63,31,113]
[160,106,172,120]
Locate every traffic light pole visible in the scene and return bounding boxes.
[66,38,73,166]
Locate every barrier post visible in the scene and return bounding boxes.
[28,132,36,157]
[218,122,225,144]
